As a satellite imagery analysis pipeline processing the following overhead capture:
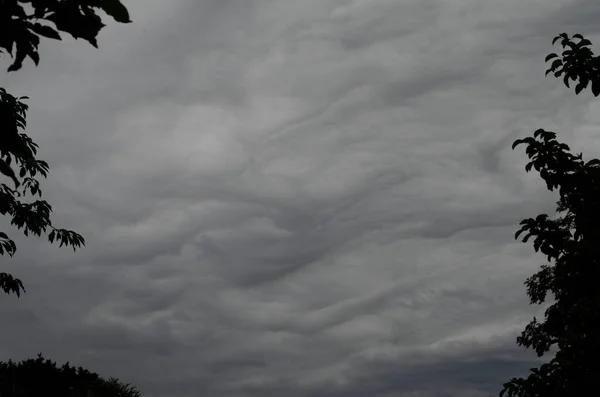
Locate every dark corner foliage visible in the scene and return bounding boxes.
[0,0,130,297]
[500,33,600,396]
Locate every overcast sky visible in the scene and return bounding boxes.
[2,0,600,396]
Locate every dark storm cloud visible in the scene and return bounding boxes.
[1,0,598,396]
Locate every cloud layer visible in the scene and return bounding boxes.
[2,0,600,396]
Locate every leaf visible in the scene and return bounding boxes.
[592,79,600,97]
[550,59,563,70]
[512,139,524,150]
[545,53,558,62]
[575,83,583,95]
[573,33,584,40]
[101,0,132,23]
[29,50,40,66]
[525,162,533,172]
[28,23,62,40]
[586,159,600,167]
[7,53,24,72]
[512,137,535,150]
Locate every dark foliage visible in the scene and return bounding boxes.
[500,33,600,396]
[0,0,131,297]
[0,0,131,72]
[0,87,84,297]
[0,353,141,396]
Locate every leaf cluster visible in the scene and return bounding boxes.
[0,0,131,71]
[545,33,600,96]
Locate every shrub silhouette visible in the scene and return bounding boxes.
[0,353,141,396]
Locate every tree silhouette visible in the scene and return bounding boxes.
[500,33,600,396]
[0,0,131,297]
[0,353,141,396]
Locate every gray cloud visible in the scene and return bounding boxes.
[1,0,596,396]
